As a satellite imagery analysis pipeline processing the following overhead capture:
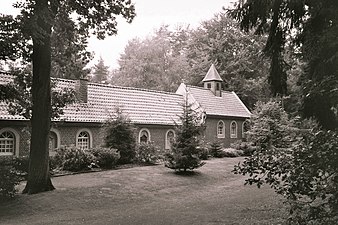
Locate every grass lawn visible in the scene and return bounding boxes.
[0,157,287,225]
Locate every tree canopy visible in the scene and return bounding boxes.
[112,25,192,92]
[0,0,135,194]
[229,0,338,129]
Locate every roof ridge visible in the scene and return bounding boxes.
[186,85,233,94]
[89,82,183,96]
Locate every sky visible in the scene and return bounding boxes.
[0,0,235,69]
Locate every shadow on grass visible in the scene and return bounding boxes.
[173,170,202,176]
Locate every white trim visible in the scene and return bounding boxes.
[76,128,93,149]
[50,128,61,149]
[217,120,225,138]
[230,121,238,139]
[0,128,20,156]
[165,129,175,149]
[138,128,151,143]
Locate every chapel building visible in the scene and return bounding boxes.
[0,64,251,156]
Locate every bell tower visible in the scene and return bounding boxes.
[202,64,223,97]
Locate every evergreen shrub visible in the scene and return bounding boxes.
[104,108,136,164]
[165,99,205,172]
[209,140,225,158]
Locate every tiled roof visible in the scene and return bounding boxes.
[202,64,223,82]
[185,85,251,118]
[0,75,183,125]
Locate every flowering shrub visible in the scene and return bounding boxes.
[89,147,120,169]
[53,146,95,172]
[135,142,162,165]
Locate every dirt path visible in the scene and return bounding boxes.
[0,158,286,225]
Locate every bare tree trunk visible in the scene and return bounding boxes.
[23,0,55,194]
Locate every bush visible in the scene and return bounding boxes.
[135,142,162,165]
[89,147,120,169]
[12,156,29,175]
[53,146,95,172]
[104,108,136,164]
[230,140,255,156]
[0,157,22,200]
[198,146,210,160]
[233,100,338,224]
[222,148,243,157]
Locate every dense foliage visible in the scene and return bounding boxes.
[165,99,205,172]
[229,0,338,129]
[0,66,76,119]
[0,157,22,200]
[104,109,136,164]
[113,14,270,109]
[112,25,192,92]
[89,147,120,169]
[53,146,95,172]
[234,100,338,224]
[0,0,136,194]
[135,142,162,165]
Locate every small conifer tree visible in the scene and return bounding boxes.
[209,140,224,158]
[104,108,136,164]
[165,95,205,172]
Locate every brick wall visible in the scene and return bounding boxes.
[203,117,246,147]
[135,124,175,150]
[1,117,247,157]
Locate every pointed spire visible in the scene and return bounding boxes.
[202,64,223,82]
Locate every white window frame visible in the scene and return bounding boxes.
[217,120,225,138]
[0,128,20,156]
[165,129,175,149]
[230,121,238,138]
[138,128,151,143]
[76,129,93,150]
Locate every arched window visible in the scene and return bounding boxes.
[49,129,61,156]
[242,121,249,139]
[165,129,175,149]
[76,129,92,150]
[49,132,57,150]
[217,120,225,138]
[0,128,19,156]
[230,121,237,138]
[139,128,150,143]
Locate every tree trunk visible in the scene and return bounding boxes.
[23,0,55,194]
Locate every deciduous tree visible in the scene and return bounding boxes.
[0,0,135,194]
[229,0,338,129]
